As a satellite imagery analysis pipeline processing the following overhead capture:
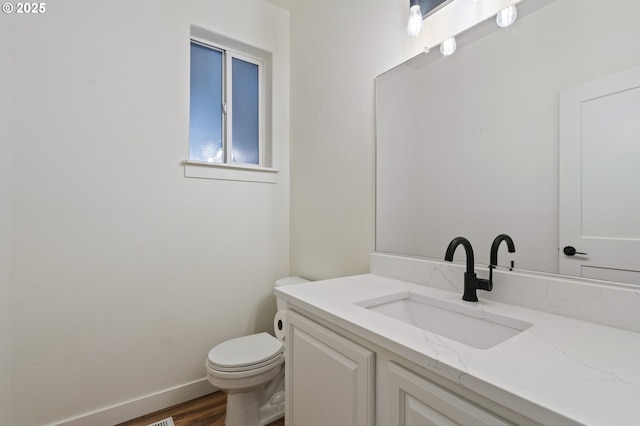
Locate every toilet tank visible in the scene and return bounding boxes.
[275,276,309,310]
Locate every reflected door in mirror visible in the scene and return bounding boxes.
[559,65,640,284]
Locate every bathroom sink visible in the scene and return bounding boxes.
[355,293,532,349]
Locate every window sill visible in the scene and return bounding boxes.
[182,160,279,184]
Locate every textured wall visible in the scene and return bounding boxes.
[0,12,13,426]
[289,0,517,279]
[9,1,289,424]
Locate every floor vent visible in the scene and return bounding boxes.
[146,417,175,426]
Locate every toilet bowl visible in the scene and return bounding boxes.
[206,333,285,426]
[205,276,309,426]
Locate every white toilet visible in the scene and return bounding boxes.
[206,276,308,426]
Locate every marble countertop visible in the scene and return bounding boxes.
[275,273,640,426]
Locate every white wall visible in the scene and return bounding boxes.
[289,0,519,279]
[0,13,13,426]
[9,0,289,424]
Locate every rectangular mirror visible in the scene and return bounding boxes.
[376,0,640,282]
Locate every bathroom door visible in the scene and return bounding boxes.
[559,65,640,284]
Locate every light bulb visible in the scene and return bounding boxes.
[496,4,517,28]
[440,36,457,56]
[407,5,423,37]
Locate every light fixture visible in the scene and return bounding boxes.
[440,36,457,56]
[496,4,517,28]
[407,0,423,37]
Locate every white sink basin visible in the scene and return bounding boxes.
[356,292,532,349]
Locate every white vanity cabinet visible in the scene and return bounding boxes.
[285,308,540,426]
[384,361,513,426]
[276,271,640,424]
[285,310,375,426]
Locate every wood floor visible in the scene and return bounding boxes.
[116,391,285,426]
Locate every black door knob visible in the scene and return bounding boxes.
[563,246,587,256]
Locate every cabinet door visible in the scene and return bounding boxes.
[285,310,374,426]
[387,362,513,426]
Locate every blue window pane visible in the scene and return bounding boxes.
[232,58,259,164]
[190,42,223,162]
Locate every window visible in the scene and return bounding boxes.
[189,40,262,166]
[185,27,276,183]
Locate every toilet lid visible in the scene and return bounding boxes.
[208,332,284,369]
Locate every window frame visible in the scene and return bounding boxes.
[189,37,265,167]
[226,49,264,166]
[184,26,276,183]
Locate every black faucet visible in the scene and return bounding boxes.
[489,234,516,282]
[444,237,492,302]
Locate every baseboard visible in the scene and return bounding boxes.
[52,378,217,426]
